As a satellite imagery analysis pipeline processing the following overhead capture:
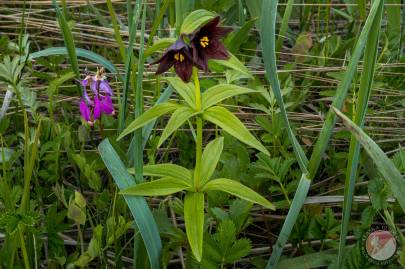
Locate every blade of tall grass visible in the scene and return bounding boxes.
[333,107,405,211]
[260,0,308,173]
[386,0,402,60]
[118,0,142,131]
[106,0,127,62]
[276,0,294,53]
[98,139,162,269]
[337,1,384,267]
[261,0,383,267]
[51,0,80,93]
[357,0,366,20]
[147,0,170,47]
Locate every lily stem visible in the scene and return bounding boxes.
[193,68,202,189]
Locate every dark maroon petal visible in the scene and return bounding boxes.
[200,16,220,34]
[191,43,208,72]
[174,60,193,82]
[204,39,230,60]
[210,26,232,39]
[155,54,175,75]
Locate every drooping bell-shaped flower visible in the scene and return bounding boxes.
[189,16,232,72]
[153,38,194,82]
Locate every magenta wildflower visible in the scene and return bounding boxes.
[79,68,115,125]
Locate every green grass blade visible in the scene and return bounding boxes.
[266,174,311,268]
[106,0,127,62]
[333,107,405,212]
[260,0,308,173]
[386,0,402,59]
[52,0,80,93]
[133,2,147,184]
[98,139,162,269]
[307,0,383,179]
[276,0,294,52]
[337,1,384,267]
[118,0,142,131]
[30,47,118,75]
[357,0,366,20]
[147,0,171,47]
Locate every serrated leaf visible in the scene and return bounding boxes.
[118,102,179,140]
[202,178,275,210]
[158,106,197,148]
[184,192,205,261]
[201,137,224,184]
[180,9,216,34]
[120,177,191,196]
[202,84,256,109]
[203,106,269,155]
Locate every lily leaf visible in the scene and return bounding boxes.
[184,192,205,261]
[166,77,196,109]
[201,137,224,184]
[118,102,179,140]
[202,178,275,210]
[129,163,192,184]
[203,106,269,155]
[120,177,191,196]
[158,106,197,148]
[202,84,256,109]
[180,9,216,34]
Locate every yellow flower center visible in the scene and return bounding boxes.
[200,36,209,48]
[174,52,185,62]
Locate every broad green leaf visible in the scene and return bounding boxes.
[203,106,269,155]
[120,177,191,196]
[210,53,253,79]
[166,77,196,109]
[333,107,405,212]
[202,84,256,109]
[184,192,205,261]
[98,139,161,269]
[202,178,275,210]
[158,106,197,148]
[201,137,224,184]
[145,38,176,57]
[129,163,192,184]
[118,102,179,140]
[180,9,216,34]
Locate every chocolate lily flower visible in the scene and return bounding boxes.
[190,16,232,72]
[153,38,194,82]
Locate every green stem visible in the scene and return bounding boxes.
[18,227,30,269]
[192,68,202,189]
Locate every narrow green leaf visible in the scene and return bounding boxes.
[203,106,269,155]
[276,0,294,52]
[118,103,179,140]
[202,178,275,210]
[98,139,161,269]
[143,163,192,182]
[226,19,256,53]
[180,9,216,34]
[201,137,224,185]
[337,0,384,266]
[184,192,205,262]
[202,84,256,110]
[333,107,405,212]
[106,0,127,62]
[120,177,191,196]
[267,174,311,268]
[158,106,197,148]
[260,0,308,173]
[210,53,253,79]
[357,0,366,20]
[52,0,79,78]
[147,0,171,47]
[166,77,196,109]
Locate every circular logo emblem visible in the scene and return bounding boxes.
[363,227,398,265]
